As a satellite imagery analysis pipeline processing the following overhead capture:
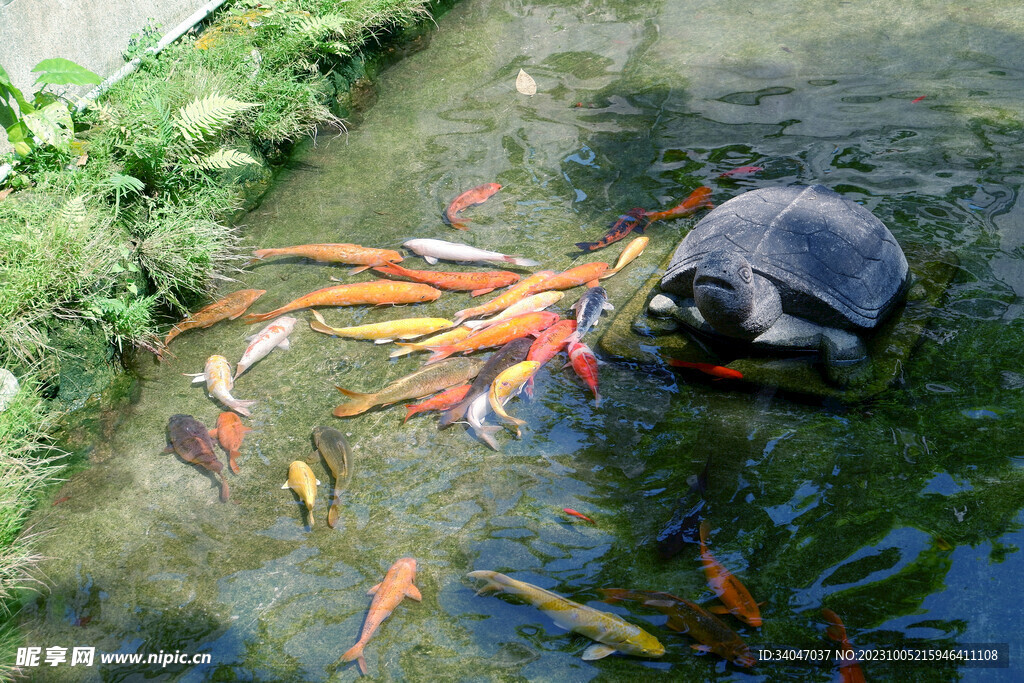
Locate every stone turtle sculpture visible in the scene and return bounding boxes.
[651,185,909,383]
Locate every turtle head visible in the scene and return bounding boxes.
[693,250,781,339]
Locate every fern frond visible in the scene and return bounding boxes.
[59,196,90,226]
[172,94,257,143]
[189,149,260,170]
[293,13,352,38]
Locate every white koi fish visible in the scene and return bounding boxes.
[464,393,500,450]
[186,355,256,417]
[235,316,297,379]
[403,238,539,267]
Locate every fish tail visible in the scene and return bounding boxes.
[389,344,419,358]
[475,424,501,451]
[438,401,468,428]
[468,573,505,596]
[327,503,340,529]
[424,346,455,364]
[504,256,541,267]
[233,364,248,381]
[226,399,256,418]
[219,475,230,502]
[341,643,366,671]
[242,309,282,324]
[524,377,534,398]
[575,241,597,252]
[699,519,711,545]
[333,387,374,417]
[228,450,241,475]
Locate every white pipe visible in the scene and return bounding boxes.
[0,0,229,186]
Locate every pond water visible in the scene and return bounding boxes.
[17,0,1024,680]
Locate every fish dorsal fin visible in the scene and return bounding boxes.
[405,584,422,601]
[367,582,382,595]
[424,256,438,265]
[581,644,617,660]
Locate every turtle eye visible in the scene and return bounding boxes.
[738,265,753,283]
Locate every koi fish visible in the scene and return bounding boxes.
[468,570,665,661]
[530,262,609,292]
[372,261,520,296]
[524,319,577,397]
[575,207,647,252]
[566,340,600,405]
[439,337,533,428]
[569,286,613,340]
[444,183,502,230]
[341,558,422,675]
[423,311,559,364]
[309,309,453,344]
[281,460,319,529]
[718,166,763,178]
[162,289,266,350]
[699,520,762,627]
[563,508,596,524]
[666,358,744,380]
[462,291,564,330]
[208,411,251,474]
[601,236,649,279]
[452,271,555,324]
[822,608,866,683]
[643,186,714,224]
[165,414,229,502]
[388,325,475,358]
[234,316,297,379]
[465,392,500,449]
[333,356,485,417]
[248,243,403,274]
[403,238,539,267]
[488,360,541,436]
[404,384,472,422]
[601,589,755,668]
[243,280,442,324]
[312,426,351,529]
[186,355,256,417]
[911,95,927,104]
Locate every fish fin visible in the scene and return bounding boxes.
[706,604,730,615]
[424,347,455,364]
[524,377,534,398]
[575,242,595,251]
[585,279,600,288]
[604,302,615,311]
[699,519,711,544]
[581,644,617,661]
[405,584,422,601]
[228,451,240,475]
[474,425,501,451]
[185,373,205,383]
[340,644,365,671]
[470,287,495,297]
[315,479,321,486]
[208,428,218,439]
[349,265,371,275]
[691,644,712,654]
[424,255,438,265]
[279,337,291,350]
[228,400,256,418]
[281,482,290,489]
[505,256,541,267]
[389,345,417,358]
[373,338,393,345]
[450,221,470,230]
[327,503,340,529]
[367,582,382,595]
[162,445,175,454]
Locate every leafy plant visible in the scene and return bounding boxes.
[101,173,146,216]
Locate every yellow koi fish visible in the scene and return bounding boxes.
[186,355,256,417]
[467,570,664,661]
[601,236,649,279]
[388,325,475,358]
[309,310,453,344]
[488,361,541,437]
[463,291,565,331]
[281,460,319,528]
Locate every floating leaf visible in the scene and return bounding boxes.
[31,58,102,87]
[516,69,537,96]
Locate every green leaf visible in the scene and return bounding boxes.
[31,58,102,87]
[173,94,257,143]
[189,148,259,170]
[5,121,35,156]
[21,101,74,150]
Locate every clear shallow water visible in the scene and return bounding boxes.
[16,0,1024,680]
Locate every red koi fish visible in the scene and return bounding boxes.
[563,508,596,524]
[718,166,763,178]
[575,207,647,252]
[566,340,600,405]
[444,183,502,230]
[423,311,559,364]
[666,358,743,380]
[911,95,926,104]
[822,608,866,683]
[699,520,762,627]
[524,319,577,397]
[404,384,472,422]
[643,187,714,224]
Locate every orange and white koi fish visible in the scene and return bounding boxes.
[601,236,649,279]
[524,319,577,397]
[310,309,453,344]
[488,360,541,436]
[235,316,297,379]
[186,355,256,417]
[404,384,472,422]
[243,280,442,324]
[644,186,714,224]
[341,558,422,675]
[372,261,520,296]
[282,460,319,529]
[453,271,555,324]
[698,520,762,627]
[423,311,559,364]
[822,608,866,683]
[667,358,744,380]
[249,243,402,274]
[162,289,266,350]
[563,508,596,524]
[531,262,609,292]
[208,411,252,474]
[566,341,600,405]
[444,183,502,229]
[463,291,564,330]
[388,326,475,358]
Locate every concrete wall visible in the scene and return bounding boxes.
[0,0,208,150]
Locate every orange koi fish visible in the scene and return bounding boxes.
[566,340,600,405]
[601,236,649,279]
[388,326,475,358]
[666,358,744,380]
[444,183,502,230]
[601,589,755,668]
[822,608,866,683]
[243,280,442,324]
[162,289,266,350]
[340,558,422,675]
[530,262,609,292]
[248,243,403,274]
[718,166,763,178]
[208,411,252,474]
[372,262,520,296]
[575,207,648,252]
[524,318,577,397]
[644,186,714,224]
[404,383,472,422]
[698,520,762,627]
[453,271,555,324]
[423,311,559,364]
[563,508,596,524]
